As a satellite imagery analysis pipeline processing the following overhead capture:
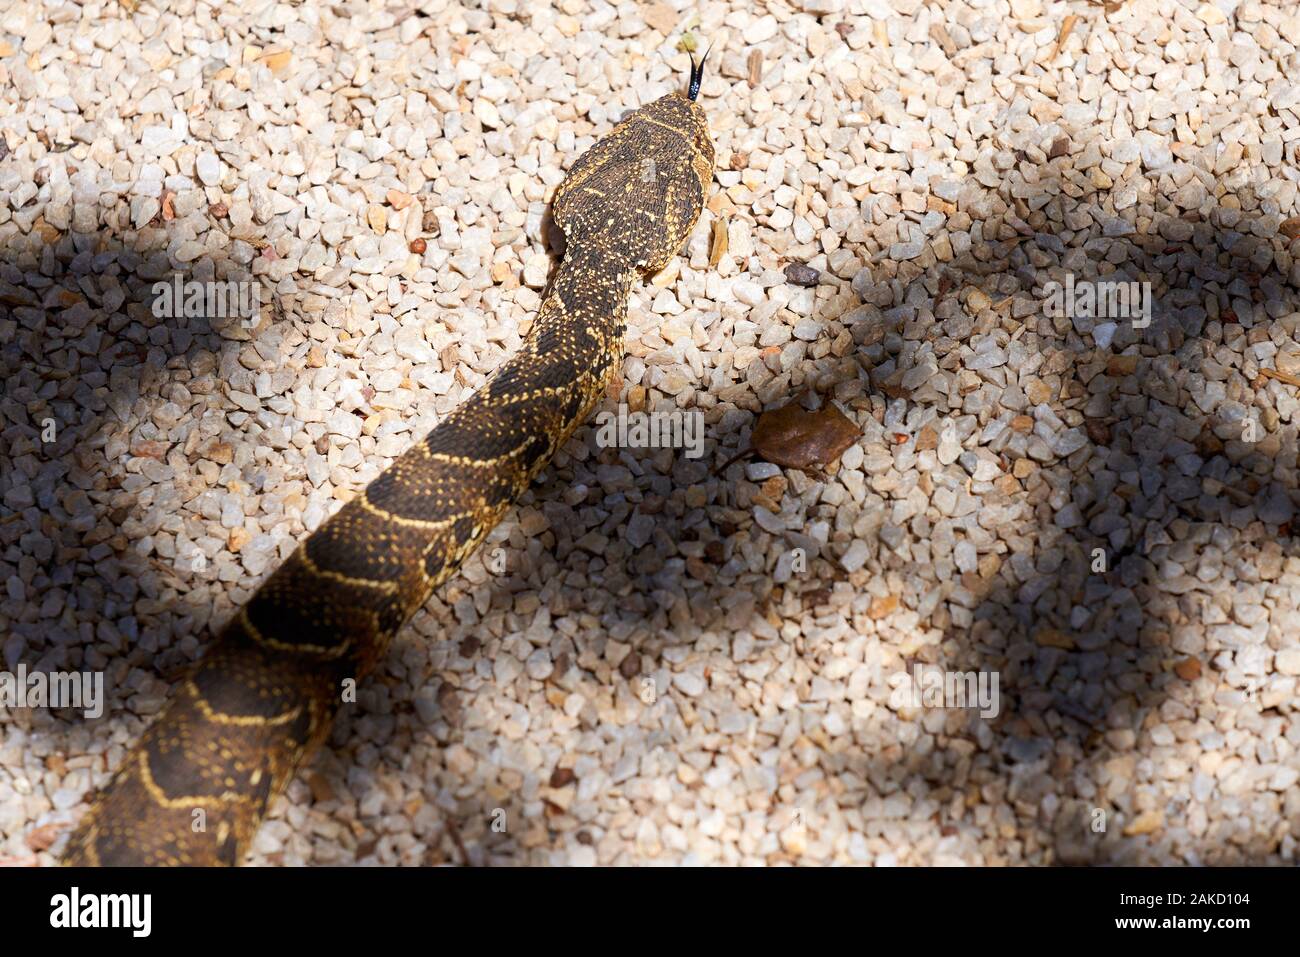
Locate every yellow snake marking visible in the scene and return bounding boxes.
[239,607,352,660]
[184,677,306,728]
[640,115,713,170]
[640,115,694,142]
[298,546,401,595]
[134,749,253,810]
[486,385,571,407]
[410,442,505,467]
[355,490,458,530]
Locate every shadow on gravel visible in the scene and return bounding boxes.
[0,220,280,701]
[326,119,1299,865]
[0,185,323,856]
[13,115,1299,867]
[828,148,1300,865]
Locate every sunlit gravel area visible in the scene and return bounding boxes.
[3,0,1300,865]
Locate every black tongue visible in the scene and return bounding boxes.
[688,45,710,101]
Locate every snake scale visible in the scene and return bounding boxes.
[62,67,715,865]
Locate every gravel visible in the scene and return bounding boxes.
[3,0,1300,867]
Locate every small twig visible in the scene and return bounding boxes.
[1049,14,1079,61]
[713,445,755,476]
[1218,483,1254,506]
[1259,367,1300,389]
[442,816,471,867]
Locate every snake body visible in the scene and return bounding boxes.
[63,87,714,865]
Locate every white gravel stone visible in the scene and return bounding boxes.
[673,672,706,697]
[196,151,223,187]
[743,15,779,44]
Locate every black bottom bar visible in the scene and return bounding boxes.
[5,865,1292,944]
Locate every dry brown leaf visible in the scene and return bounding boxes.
[708,218,728,267]
[1174,656,1202,681]
[752,400,861,470]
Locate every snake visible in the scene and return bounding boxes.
[62,60,715,866]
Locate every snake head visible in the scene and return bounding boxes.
[552,90,715,274]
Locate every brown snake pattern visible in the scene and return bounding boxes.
[63,86,714,865]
